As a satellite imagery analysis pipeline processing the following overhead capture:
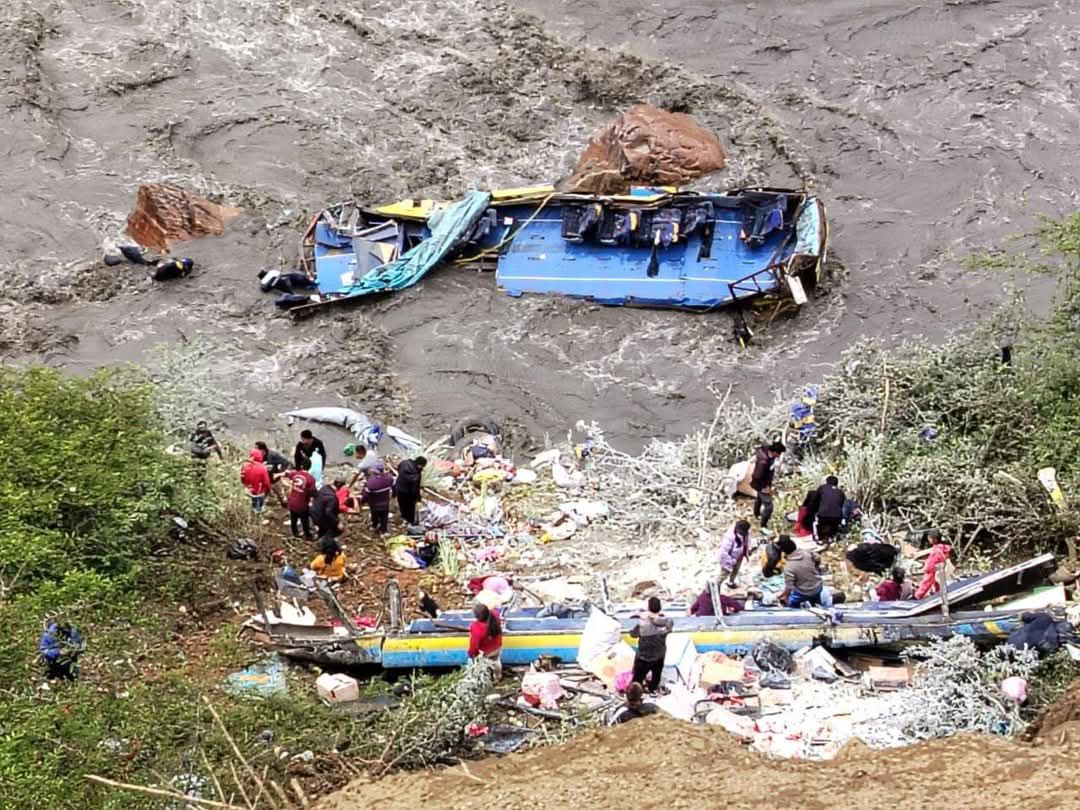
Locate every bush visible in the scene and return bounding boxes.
[804,214,1080,554]
[0,367,217,807]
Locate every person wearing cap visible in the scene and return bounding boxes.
[750,440,786,531]
[361,462,395,534]
[240,449,272,513]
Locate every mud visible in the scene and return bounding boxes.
[2,0,1077,447]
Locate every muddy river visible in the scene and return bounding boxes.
[2,0,1076,448]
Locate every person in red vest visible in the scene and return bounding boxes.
[285,458,317,540]
[240,449,272,514]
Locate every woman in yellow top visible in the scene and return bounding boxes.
[311,539,347,581]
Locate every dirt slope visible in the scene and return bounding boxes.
[317,716,1080,809]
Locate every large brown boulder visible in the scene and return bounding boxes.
[126,184,242,252]
[565,104,726,195]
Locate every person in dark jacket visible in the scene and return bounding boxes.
[761,535,796,578]
[629,597,673,693]
[361,463,395,534]
[394,456,426,525]
[750,441,785,530]
[814,475,845,545]
[39,622,85,680]
[311,481,341,540]
[614,682,659,724]
[293,429,328,470]
[255,441,290,478]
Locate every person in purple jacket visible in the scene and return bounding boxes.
[361,463,396,534]
[717,520,753,587]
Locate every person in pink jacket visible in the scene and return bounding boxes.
[915,530,952,599]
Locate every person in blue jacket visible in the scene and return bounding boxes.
[39,621,85,680]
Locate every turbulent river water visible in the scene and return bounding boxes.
[2,0,1077,448]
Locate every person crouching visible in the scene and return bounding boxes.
[468,603,503,680]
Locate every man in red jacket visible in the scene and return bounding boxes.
[240,448,273,514]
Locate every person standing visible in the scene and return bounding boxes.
[915,530,953,599]
[394,456,427,525]
[750,441,786,531]
[629,597,673,694]
[293,430,328,473]
[814,475,846,545]
[717,520,752,587]
[285,459,317,540]
[468,602,503,680]
[240,449,273,514]
[361,462,395,534]
[311,480,342,541]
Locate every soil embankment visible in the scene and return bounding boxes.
[318,715,1080,809]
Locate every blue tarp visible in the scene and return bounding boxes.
[337,190,491,297]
